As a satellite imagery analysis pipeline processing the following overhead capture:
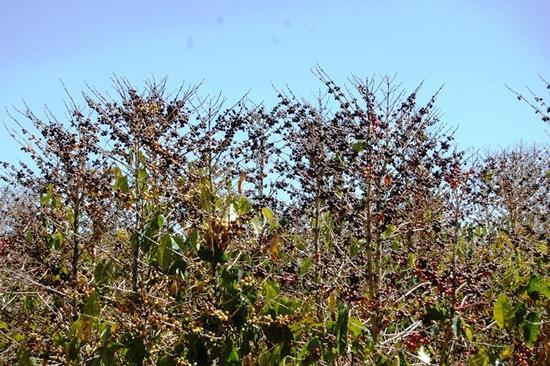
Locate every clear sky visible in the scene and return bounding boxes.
[1,0,548,161]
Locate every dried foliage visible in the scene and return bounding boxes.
[0,71,548,366]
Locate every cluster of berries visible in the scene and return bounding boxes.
[0,237,9,256]
[414,259,454,298]
[405,331,428,352]
[514,343,534,366]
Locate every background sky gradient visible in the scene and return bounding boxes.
[1,0,548,161]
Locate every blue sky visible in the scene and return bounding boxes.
[1,0,548,161]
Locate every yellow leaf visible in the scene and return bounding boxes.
[327,290,337,317]
[464,326,473,341]
[169,279,179,296]
[75,318,92,342]
[500,344,514,360]
[268,236,281,260]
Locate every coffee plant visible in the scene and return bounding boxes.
[0,70,547,365]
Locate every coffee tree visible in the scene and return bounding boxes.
[0,72,547,365]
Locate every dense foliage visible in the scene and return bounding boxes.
[0,71,548,365]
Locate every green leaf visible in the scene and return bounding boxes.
[156,354,176,366]
[66,207,75,228]
[0,320,8,330]
[142,213,163,252]
[526,276,550,300]
[114,167,129,193]
[185,230,199,252]
[221,339,241,365]
[225,203,239,222]
[67,337,81,361]
[540,278,550,300]
[137,168,148,192]
[335,305,349,354]
[522,311,541,346]
[122,333,148,366]
[94,259,114,285]
[408,253,416,269]
[72,317,93,342]
[464,325,473,341]
[83,291,100,316]
[499,344,514,360]
[12,332,25,342]
[157,234,174,271]
[259,344,282,366]
[263,279,280,300]
[48,231,64,250]
[425,303,448,323]
[23,296,36,311]
[451,316,462,336]
[262,207,274,222]
[512,303,527,328]
[382,224,397,239]
[99,323,112,344]
[250,215,263,236]
[234,196,252,215]
[299,257,313,275]
[526,276,540,300]
[100,342,122,365]
[468,348,490,366]
[172,234,185,253]
[156,214,165,229]
[17,348,33,366]
[351,140,365,153]
[348,316,365,339]
[349,240,360,256]
[199,183,215,211]
[40,187,53,206]
[482,171,493,182]
[493,294,512,329]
